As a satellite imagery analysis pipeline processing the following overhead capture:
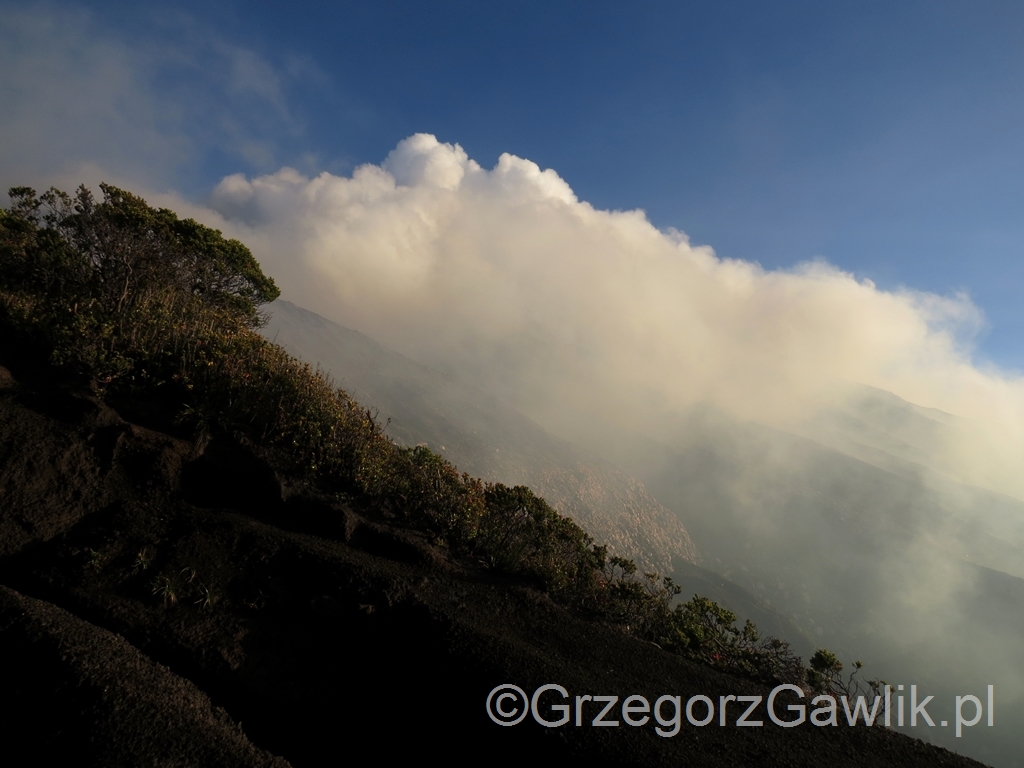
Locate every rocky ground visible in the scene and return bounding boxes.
[0,356,990,767]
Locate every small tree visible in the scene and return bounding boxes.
[807,649,884,699]
[0,183,279,382]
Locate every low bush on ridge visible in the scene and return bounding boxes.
[0,183,878,696]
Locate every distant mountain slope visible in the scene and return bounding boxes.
[261,299,698,574]
[801,384,967,481]
[797,386,1024,584]
[589,406,1024,767]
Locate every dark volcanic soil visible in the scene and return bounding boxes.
[0,358,990,767]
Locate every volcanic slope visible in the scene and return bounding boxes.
[0,356,992,768]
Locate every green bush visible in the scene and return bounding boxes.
[807,649,883,698]
[474,484,604,596]
[1,184,278,384]
[358,443,486,543]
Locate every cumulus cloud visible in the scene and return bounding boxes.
[210,133,1024,502]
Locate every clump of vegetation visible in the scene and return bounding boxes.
[133,546,154,571]
[85,547,107,572]
[580,554,807,685]
[151,575,179,606]
[0,184,278,383]
[194,582,218,611]
[144,565,219,611]
[807,649,884,698]
[0,183,868,694]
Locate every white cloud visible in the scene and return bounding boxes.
[208,142,1024,722]
[206,134,1024,516]
[382,134,475,190]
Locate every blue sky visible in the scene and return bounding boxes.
[4,0,1024,368]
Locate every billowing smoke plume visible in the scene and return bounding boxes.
[210,134,1024,500]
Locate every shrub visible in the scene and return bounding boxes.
[358,444,486,545]
[583,556,807,686]
[807,649,884,698]
[474,484,603,595]
[0,184,279,384]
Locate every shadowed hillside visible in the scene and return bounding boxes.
[0,358,992,768]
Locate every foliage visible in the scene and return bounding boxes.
[585,555,807,686]
[1,183,868,697]
[151,575,179,606]
[358,443,487,545]
[133,547,154,571]
[807,649,885,699]
[0,184,278,383]
[85,547,107,571]
[474,484,605,597]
